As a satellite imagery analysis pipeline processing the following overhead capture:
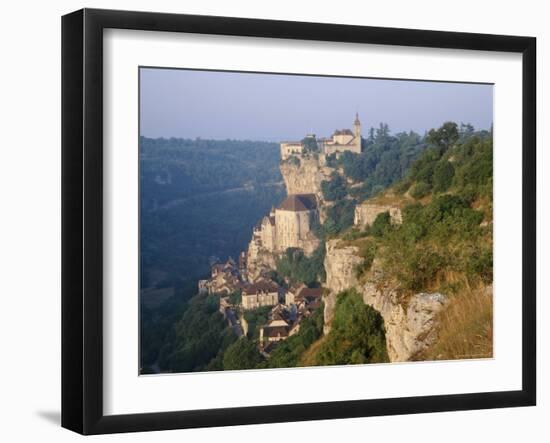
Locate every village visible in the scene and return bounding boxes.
[198,255,323,356]
[196,114,366,356]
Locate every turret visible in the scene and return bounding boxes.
[354,113,361,138]
[353,113,362,152]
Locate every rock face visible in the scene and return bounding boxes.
[360,280,447,361]
[354,202,402,228]
[279,154,334,221]
[323,239,363,334]
[323,242,448,361]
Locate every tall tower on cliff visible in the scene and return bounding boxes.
[354,112,362,152]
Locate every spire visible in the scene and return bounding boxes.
[354,112,361,126]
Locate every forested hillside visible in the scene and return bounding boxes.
[139,137,284,372]
[140,137,285,290]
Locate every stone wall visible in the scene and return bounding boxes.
[354,202,403,228]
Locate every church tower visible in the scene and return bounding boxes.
[353,113,362,153]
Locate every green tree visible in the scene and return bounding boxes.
[223,338,263,370]
[301,136,318,152]
[433,161,455,193]
[315,290,388,365]
[426,121,459,153]
[369,211,391,237]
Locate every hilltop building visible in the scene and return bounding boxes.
[280,114,362,160]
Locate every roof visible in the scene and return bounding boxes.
[243,280,279,295]
[263,326,289,338]
[333,129,354,136]
[277,194,317,212]
[298,287,323,299]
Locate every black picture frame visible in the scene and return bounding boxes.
[61,8,536,435]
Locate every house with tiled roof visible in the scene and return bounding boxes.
[241,279,280,310]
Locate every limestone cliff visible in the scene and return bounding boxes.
[280,154,333,196]
[279,154,334,222]
[323,240,448,361]
[322,239,362,333]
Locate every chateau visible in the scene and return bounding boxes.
[280,114,362,160]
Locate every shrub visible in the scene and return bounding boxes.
[223,338,263,370]
[321,172,348,201]
[410,181,431,199]
[433,161,455,193]
[369,211,391,237]
[315,290,388,365]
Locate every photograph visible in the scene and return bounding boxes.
[138,68,494,375]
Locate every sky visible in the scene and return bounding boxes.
[140,67,493,141]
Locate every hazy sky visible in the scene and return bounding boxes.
[140,68,493,141]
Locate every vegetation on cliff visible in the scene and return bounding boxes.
[265,307,324,368]
[325,124,427,201]
[317,124,429,239]
[275,245,326,286]
[313,289,389,365]
[335,123,493,361]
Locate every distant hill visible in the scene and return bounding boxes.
[140,136,285,292]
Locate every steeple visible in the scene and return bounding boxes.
[353,112,361,138]
[353,113,362,153]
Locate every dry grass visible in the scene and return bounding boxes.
[420,286,493,361]
[367,190,413,207]
[298,336,328,367]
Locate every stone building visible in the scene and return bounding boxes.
[279,114,362,160]
[241,280,279,310]
[274,194,319,254]
[354,202,403,228]
[319,114,362,156]
[246,193,320,279]
[280,141,304,160]
[198,257,243,295]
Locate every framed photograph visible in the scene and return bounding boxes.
[62,8,536,435]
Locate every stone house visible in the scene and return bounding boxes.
[279,114,362,159]
[241,280,279,310]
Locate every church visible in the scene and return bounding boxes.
[251,193,319,257]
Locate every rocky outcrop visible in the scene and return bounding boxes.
[246,239,277,282]
[323,239,363,333]
[280,154,334,222]
[360,279,447,361]
[323,242,448,361]
[354,202,402,228]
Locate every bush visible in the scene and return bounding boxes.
[321,172,348,201]
[433,161,455,193]
[315,290,388,365]
[369,211,391,237]
[410,181,431,199]
[223,338,263,370]
[266,306,324,368]
[276,245,326,286]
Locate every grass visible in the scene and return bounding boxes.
[298,336,328,367]
[417,286,493,361]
